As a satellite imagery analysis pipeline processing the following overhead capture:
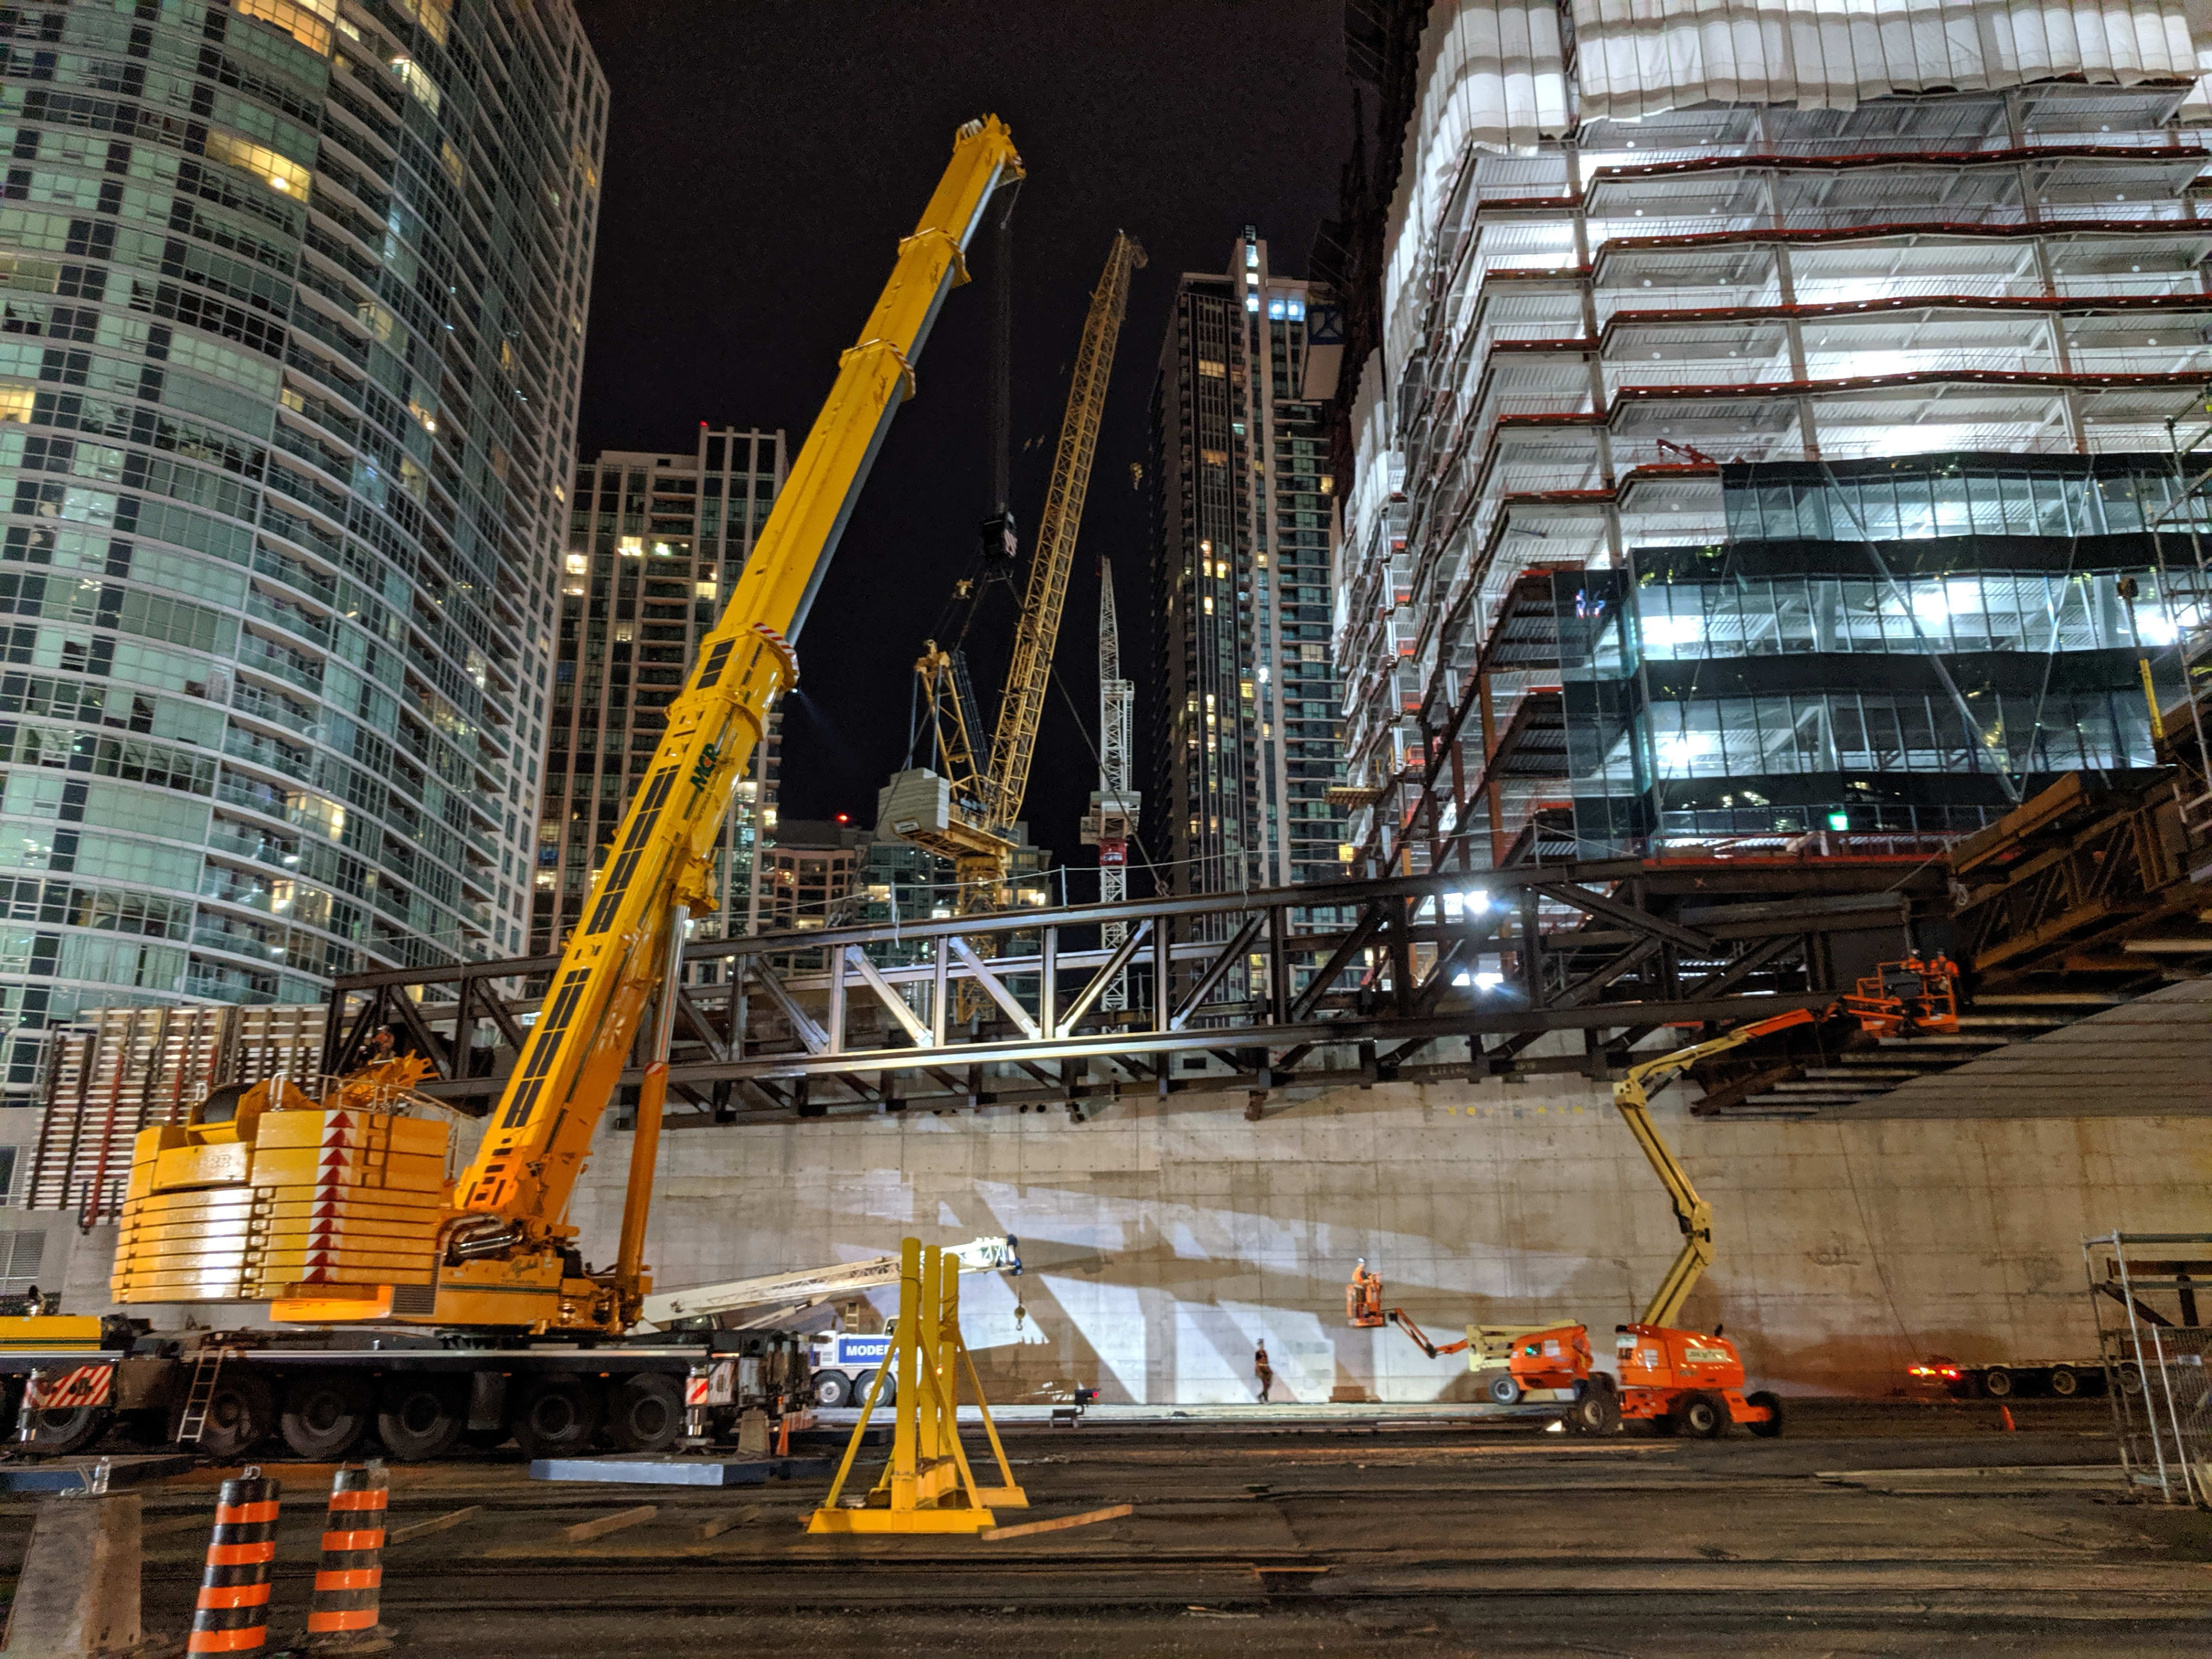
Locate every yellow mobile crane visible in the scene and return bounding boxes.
[22,120,1028,1460]
[888,231,1145,909]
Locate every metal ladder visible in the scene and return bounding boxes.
[175,1346,235,1446]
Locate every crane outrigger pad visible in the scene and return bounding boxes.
[529,1455,831,1488]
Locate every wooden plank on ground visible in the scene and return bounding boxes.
[387,1505,483,1544]
[694,1503,762,1540]
[562,1503,658,1543]
[979,1503,1133,1542]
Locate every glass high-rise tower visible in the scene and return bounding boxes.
[1149,229,1349,897]
[537,430,787,956]
[0,0,603,1097]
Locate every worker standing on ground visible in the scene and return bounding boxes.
[1254,1341,1274,1403]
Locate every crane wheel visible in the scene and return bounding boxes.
[509,1374,604,1459]
[279,1374,372,1460]
[811,1371,853,1408]
[855,1368,896,1408]
[1676,1392,1728,1439]
[189,1373,275,1461]
[18,1403,110,1457]
[376,1374,468,1461]
[1745,1389,1785,1438]
[605,1373,683,1454]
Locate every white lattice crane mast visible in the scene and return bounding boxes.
[1080,558,1139,1010]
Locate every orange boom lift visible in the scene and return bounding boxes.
[1352,957,1957,1435]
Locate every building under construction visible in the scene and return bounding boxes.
[6,15,2212,1653]
[1336,1,2212,874]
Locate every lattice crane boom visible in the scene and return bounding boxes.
[892,232,1145,902]
[979,231,1145,841]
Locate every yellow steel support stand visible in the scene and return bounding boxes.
[808,1239,1027,1535]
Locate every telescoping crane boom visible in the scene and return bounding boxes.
[109,118,1028,1338]
[892,232,1145,909]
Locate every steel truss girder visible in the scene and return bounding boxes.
[325,858,1922,1122]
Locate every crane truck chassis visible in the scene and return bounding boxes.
[1,1314,809,1463]
[3,1236,1020,1459]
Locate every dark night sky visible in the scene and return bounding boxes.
[569,2,1355,887]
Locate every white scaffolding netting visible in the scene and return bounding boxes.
[1382,2,1574,378]
[1571,0,2205,119]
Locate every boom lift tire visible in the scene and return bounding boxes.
[605,1373,683,1454]
[279,1373,372,1460]
[1676,1391,1728,1439]
[1485,1373,1522,1405]
[509,1374,603,1459]
[1746,1389,1785,1438]
[376,1374,468,1461]
[190,1372,275,1461]
[1566,1377,1620,1434]
[811,1370,852,1408]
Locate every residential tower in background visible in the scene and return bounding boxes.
[536,429,787,953]
[1149,230,1348,900]
[0,0,603,1096]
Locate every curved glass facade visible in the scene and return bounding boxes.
[0,0,603,1096]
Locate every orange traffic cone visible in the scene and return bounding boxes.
[1999,1406,2016,1432]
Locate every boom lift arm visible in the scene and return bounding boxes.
[1611,1008,1815,1328]
[638,1235,1020,1330]
[1616,955,1957,1326]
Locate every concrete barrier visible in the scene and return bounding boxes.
[1,1493,143,1657]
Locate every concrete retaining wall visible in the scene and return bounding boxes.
[570,1074,2212,1404]
[35,1071,2208,1402]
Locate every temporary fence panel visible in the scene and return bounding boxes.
[26,1005,327,1225]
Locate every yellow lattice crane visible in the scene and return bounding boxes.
[890,230,1145,910]
[109,118,1027,1336]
